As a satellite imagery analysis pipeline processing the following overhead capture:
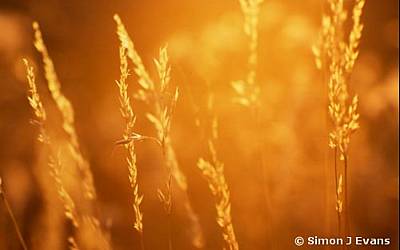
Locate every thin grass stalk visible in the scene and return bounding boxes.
[24,57,112,250]
[158,175,173,250]
[0,178,28,250]
[139,232,145,250]
[115,45,145,248]
[320,16,332,236]
[32,22,113,249]
[333,148,341,237]
[30,28,113,250]
[198,147,239,250]
[154,124,174,250]
[197,94,239,250]
[113,14,204,248]
[253,106,274,248]
[32,22,97,203]
[23,58,81,245]
[231,1,271,246]
[344,155,349,237]
[167,213,173,250]
[313,0,365,241]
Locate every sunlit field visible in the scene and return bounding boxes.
[0,0,398,249]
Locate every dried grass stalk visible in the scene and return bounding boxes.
[231,1,273,245]
[313,0,365,237]
[198,157,238,250]
[114,14,205,248]
[158,175,173,250]
[25,39,112,249]
[0,177,28,250]
[232,0,264,108]
[24,59,64,250]
[33,22,96,202]
[24,58,80,241]
[116,46,144,237]
[197,94,239,250]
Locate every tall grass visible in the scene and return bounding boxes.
[25,22,112,249]
[33,22,97,203]
[4,1,375,249]
[231,0,263,108]
[231,0,273,247]
[197,94,239,250]
[114,14,204,248]
[115,45,145,249]
[24,58,80,244]
[313,0,365,238]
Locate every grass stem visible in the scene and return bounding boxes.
[0,178,28,250]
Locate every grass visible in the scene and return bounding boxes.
[197,93,239,250]
[231,0,275,247]
[33,21,97,203]
[313,0,365,239]
[0,177,28,250]
[24,26,112,250]
[116,44,145,249]
[0,0,372,249]
[158,175,173,250]
[114,14,204,248]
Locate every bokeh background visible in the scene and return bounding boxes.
[0,0,398,249]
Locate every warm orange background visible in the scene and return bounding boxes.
[0,1,398,249]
